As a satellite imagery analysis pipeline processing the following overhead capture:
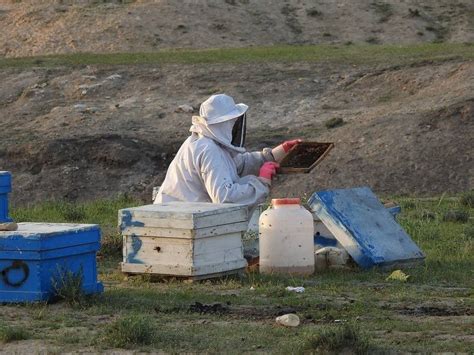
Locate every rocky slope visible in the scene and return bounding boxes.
[1,58,472,205]
[0,0,473,58]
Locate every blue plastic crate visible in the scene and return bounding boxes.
[0,223,103,302]
[0,171,12,223]
[308,187,425,269]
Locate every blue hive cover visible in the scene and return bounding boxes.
[308,187,425,269]
[0,171,11,193]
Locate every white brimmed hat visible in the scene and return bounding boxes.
[199,94,248,125]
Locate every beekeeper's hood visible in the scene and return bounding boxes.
[190,94,248,153]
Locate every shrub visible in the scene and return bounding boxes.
[303,323,370,354]
[460,191,474,208]
[60,203,87,222]
[325,117,344,129]
[100,315,155,348]
[421,210,436,220]
[443,210,469,223]
[0,324,29,343]
[307,8,322,17]
[51,267,86,306]
[463,224,474,239]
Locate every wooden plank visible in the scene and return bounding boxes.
[122,266,245,281]
[181,268,245,282]
[192,259,247,275]
[124,236,193,266]
[120,202,247,222]
[194,247,244,265]
[121,259,246,276]
[121,221,248,239]
[193,233,243,255]
[123,233,243,263]
[120,208,248,230]
[121,262,193,275]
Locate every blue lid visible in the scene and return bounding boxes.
[308,187,425,269]
[0,171,12,194]
[0,223,101,252]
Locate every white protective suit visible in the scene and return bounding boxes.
[154,115,274,207]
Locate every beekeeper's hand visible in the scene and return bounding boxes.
[272,139,302,163]
[258,162,280,185]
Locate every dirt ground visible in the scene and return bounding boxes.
[0,58,473,205]
[0,0,473,57]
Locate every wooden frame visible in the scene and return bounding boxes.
[278,142,334,174]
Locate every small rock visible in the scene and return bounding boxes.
[0,222,18,231]
[285,286,305,293]
[78,83,101,90]
[275,314,300,327]
[106,74,122,81]
[74,104,88,112]
[176,104,194,113]
[118,97,138,108]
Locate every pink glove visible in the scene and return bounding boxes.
[281,139,302,153]
[272,139,302,163]
[259,162,280,184]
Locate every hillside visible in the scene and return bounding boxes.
[0,46,472,205]
[0,0,473,58]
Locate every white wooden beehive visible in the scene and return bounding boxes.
[119,202,248,279]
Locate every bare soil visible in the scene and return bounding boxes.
[0,0,473,58]
[0,58,473,205]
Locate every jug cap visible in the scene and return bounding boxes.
[272,198,301,206]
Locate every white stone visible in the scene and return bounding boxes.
[176,104,194,113]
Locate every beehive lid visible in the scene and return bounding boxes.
[0,171,11,193]
[0,223,101,251]
[119,202,248,230]
[308,187,425,269]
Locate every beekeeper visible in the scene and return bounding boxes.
[154,94,300,207]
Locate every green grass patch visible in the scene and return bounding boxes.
[325,117,345,129]
[301,323,370,354]
[3,194,473,352]
[0,323,30,344]
[460,190,474,208]
[0,43,473,69]
[99,315,155,348]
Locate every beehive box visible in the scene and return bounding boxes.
[119,202,249,279]
[0,171,12,223]
[0,223,103,302]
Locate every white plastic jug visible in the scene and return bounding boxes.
[259,198,315,275]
